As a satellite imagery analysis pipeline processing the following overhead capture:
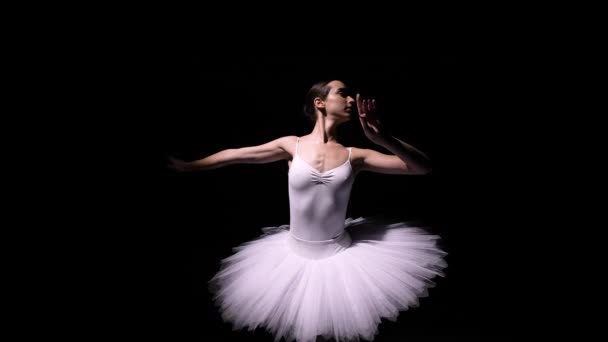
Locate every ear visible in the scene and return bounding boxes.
[314,97,325,109]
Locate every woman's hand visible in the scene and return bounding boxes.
[167,156,190,172]
[356,94,387,144]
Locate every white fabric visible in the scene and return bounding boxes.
[208,138,447,342]
[289,137,354,241]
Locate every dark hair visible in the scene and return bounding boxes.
[302,80,333,124]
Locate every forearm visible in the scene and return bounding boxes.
[186,149,236,171]
[377,135,432,174]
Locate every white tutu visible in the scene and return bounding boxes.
[209,217,447,342]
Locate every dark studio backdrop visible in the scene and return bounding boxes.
[134,52,516,340]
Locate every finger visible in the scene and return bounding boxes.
[365,99,374,118]
[358,111,369,130]
[359,108,366,117]
[358,97,368,117]
[358,111,366,124]
[357,99,364,117]
[367,100,379,123]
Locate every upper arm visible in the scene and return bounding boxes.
[229,136,295,164]
[352,148,411,175]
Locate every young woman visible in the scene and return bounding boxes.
[168,80,447,342]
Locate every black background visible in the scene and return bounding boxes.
[120,47,521,340]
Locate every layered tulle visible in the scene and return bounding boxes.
[208,217,447,342]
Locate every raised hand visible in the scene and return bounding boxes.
[356,94,387,144]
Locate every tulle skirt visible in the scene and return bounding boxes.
[208,217,447,342]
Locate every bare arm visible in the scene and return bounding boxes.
[168,136,294,172]
[355,137,431,175]
[355,94,431,175]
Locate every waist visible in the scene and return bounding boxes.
[287,230,351,260]
[288,215,346,241]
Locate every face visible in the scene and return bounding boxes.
[317,80,355,122]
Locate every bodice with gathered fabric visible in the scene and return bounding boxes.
[288,137,355,241]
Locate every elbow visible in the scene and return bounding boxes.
[208,149,238,169]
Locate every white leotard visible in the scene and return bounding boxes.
[288,137,354,241]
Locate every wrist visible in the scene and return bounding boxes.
[185,161,198,172]
[373,132,392,145]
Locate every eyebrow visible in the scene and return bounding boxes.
[336,87,352,94]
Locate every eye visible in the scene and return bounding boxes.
[338,89,353,98]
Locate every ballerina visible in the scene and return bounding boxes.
[168,79,447,342]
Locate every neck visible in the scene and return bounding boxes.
[309,115,340,143]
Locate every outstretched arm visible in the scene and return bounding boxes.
[355,94,432,175]
[167,136,294,172]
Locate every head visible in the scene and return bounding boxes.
[302,80,355,125]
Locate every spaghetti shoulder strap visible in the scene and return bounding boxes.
[348,147,352,162]
[295,137,300,155]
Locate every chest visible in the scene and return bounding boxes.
[295,146,350,174]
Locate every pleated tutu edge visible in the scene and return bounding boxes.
[208,217,447,342]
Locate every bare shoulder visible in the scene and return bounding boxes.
[349,147,368,167]
[274,135,299,155]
